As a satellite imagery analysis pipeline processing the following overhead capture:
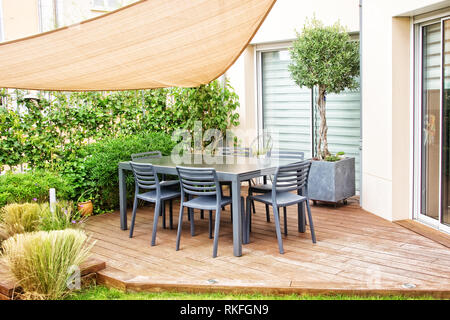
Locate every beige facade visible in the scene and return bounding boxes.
[228,0,450,232]
[1,0,450,230]
[0,0,138,41]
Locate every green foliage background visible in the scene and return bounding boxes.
[0,81,240,213]
[0,80,240,170]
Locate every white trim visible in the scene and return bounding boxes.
[409,19,415,220]
[413,7,450,24]
[413,16,450,232]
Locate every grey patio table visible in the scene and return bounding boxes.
[118,155,305,257]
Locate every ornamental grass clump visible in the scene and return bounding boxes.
[1,229,94,300]
[0,203,41,237]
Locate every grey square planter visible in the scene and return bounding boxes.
[307,157,355,203]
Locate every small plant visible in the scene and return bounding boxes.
[0,203,41,237]
[1,229,95,300]
[39,201,86,232]
[324,152,346,162]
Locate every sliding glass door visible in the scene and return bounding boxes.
[441,18,450,227]
[417,17,450,232]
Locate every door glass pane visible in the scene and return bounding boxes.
[442,20,450,226]
[421,23,441,220]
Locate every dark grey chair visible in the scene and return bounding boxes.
[217,146,255,214]
[246,160,316,254]
[131,151,179,228]
[175,166,244,258]
[131,151,179,188]
[249,150,305,224]
[129,162,181,246]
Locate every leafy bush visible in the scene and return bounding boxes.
[39,201,86,232]
[1,229,94,300]
[0,170,74,207]
[0,203,41,237]
[0,80,240,170]
[61,132,176,213]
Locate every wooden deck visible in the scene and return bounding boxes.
[84,194,450,297]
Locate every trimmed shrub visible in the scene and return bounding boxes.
[0,203,41,237]
[0,170,74,208]
[1,229,94,300]
[61,132,176,213]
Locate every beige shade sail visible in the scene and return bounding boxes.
[0,0,276,91]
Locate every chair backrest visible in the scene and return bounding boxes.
[218,147,250,157]
[272,160,311,195]
[176,166,221,200]
[129,162,160,192]
[131,151,162,161]
[269,149,305,161]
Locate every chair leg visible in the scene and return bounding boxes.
[169,199,173,230]
[151,201,161,246]
[265,204,270,222]
[251,200,256,214]
[189,209,195,237]
[283,206,288,236]
[208,210,213,239]
[212,206,221,258]
[129,195,138,238]
[305,200,317,244]
[176,204,184,251]
[162,200,166,229]
[201,210,205,219]
[272,205,284,254]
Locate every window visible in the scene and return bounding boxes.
[91,0,121,11]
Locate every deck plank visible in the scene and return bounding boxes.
[83,193,450,296]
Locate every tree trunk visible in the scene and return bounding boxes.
[316,85,330,160]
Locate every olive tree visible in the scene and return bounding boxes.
[288,18,359,160]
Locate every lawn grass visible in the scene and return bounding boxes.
[65,286,436,300]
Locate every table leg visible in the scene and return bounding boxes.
[119,167,128,230]
[297,187,306,233]
[231,178,242,257]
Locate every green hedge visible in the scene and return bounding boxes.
[0,170,74,208]
[61,132,176,214]
[0,80,240,170]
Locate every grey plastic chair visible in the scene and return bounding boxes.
[131,151,179,228]
[249,150,305,224]
[175,166,244,258]
[217,146,255,213]
[129,162,181,246]
[246,160,316,254]
[131,151,179,187]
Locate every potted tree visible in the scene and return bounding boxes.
[288,17,360,204]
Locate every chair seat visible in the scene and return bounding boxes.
[161,180,179,188]
[249,183,273,193]
[137,188,181,202]
[183,195,233,210]
[250,192,307,207]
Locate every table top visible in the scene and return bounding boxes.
[119,155,299,177]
